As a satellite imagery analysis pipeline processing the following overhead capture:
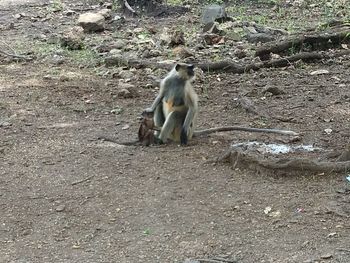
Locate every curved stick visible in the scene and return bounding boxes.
[194,126,299,136]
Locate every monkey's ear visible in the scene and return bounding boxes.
[175,64,181,71]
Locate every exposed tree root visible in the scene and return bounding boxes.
[105,49,350,73]
[255,29,350,60]
[216,143,350,173]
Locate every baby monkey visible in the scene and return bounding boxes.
[144,63,198,145]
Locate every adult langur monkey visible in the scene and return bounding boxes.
[143,63,198,145]
[98,63,299,146]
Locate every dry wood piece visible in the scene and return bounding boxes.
[0,50,33,61]
[255,29,350,60]
[105,49,350,73]
[236,96,267,117]
[216,142,350,173]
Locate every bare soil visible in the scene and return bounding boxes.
[1,1,350,263]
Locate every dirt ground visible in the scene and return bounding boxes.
[1,1,350,263]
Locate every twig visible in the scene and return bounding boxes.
[193,259,238,263]
[124,0,137,14]
[336,248,350,253]
[71,175,95,186]
[0,50,33,60]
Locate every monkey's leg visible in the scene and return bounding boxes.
[154,104,165,137]
[159,111,183,143]
[181,107,196,145]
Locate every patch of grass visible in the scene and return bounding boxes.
[47,0,63,12]
[167,0,183,5]
[31,41,101,68]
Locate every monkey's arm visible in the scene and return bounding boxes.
[193,126,299,136]
[144,86,165,113]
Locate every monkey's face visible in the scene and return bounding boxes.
[175,63,195,80]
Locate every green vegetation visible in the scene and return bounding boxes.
[47,0,63,12]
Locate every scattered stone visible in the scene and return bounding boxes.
[0,121,12,127]
[114,39,126,49]
[117,88,132,98]
[324,128,333,135]
[118,70,134,80]
[159,28,171,46]
[98,9,112,19]
[105,54,128,67]
[203,21,223,34]
[263,86,285,95]
[21,229,32,236]
[320,253,333,259]
[96,40,126,53]
[233,49,247,59]
[203,33,225,45]
[78,12,105,33]
[226,29,243,41]
[201,4,227,24]
[169,30,185,47]
[113,15,124,22]
[117,82,136,98]
[310,69,329,75]
[141,49,162,58]
[173,46,194,59]
[64,9,76,16]
[55,204,66,212]
[246,33,275,43]
[60,26,85,50]
[183,259,200,263]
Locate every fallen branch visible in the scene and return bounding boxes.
[217,143,350,173]
[71,175,95,185]
[124,0,137,14]
[105,49,350,74]
[0,50,33,61]
[255,29,350,60]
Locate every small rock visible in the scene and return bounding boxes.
[122,124,130,130]
[117,83,136,98]
[0,121,12,127]
[169,30,185,47]
[78,12,105,33]
[114,39,126,49]
[320,253,333,259]
[60,26,85,50]
[105,54,126,67]
[203,21,222,34]
[117,88,132,98]
[173,46,194,59]
[201,4,227,24]
[310,69,329,75]
[246,33,275,43]
[263,86,285,95]
[159,28,171,46]
[118,70,134,80]
[55,204,66,212]
[98,9,112,19]
[183,259,200,263]
[233,49,247,59]
[21,229,31,236]
[324,128,332,135]
[64,9,76,16]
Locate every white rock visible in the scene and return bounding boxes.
[78,13,105,32]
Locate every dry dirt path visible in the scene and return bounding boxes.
[1,1,350,262]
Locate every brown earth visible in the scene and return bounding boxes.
[0,1,350,263]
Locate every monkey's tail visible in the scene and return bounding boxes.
[97,136,140,146]
[193,126,299,136]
